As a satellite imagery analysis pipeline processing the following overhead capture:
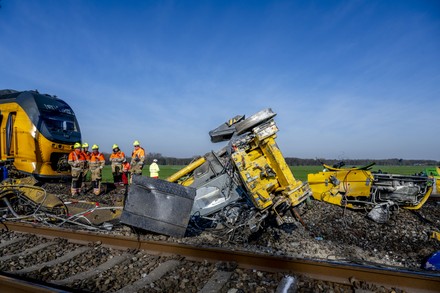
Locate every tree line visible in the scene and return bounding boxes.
[101,152,438,166]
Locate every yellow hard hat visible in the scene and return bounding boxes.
[112,144,119,149]
[74,142,81,149]
[82,142,89,148]
[133,140,140,146]
[92,144,99,150]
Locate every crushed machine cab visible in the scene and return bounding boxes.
[121,109,311,237]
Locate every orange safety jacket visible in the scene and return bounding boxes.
[110,151,125,164]
[89,152,105,169]
[68,149,86,166]
[122,161,131,172]
[82,151,91,161]
[82,151,91,168]
[131,147,145,164]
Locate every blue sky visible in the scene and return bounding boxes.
[1,0,439,160]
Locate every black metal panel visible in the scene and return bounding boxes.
[121,175,196,237]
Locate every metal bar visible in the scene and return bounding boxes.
[0,272,71,293]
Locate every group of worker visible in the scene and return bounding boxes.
[68,140,160,196]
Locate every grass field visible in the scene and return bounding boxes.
[100,164,433,183]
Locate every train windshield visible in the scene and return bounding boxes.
[35,96,81,142]
[43,116,79,132]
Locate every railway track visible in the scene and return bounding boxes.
[1,221,439,292]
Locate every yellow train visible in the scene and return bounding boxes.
[0,89,81,180]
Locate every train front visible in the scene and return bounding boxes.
[17,91,82,180]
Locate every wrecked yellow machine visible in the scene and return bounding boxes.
[122,108,435,235]
[0,177,122,229]
[121,109,311,237]
[308,163,434,222]
[423,166,440,196]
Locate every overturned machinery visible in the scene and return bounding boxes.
[122,109,311,237]
[122,108,434,237]
[308,163,434,223]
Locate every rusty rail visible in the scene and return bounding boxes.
[2,221,440,293]
[0,272,71,293]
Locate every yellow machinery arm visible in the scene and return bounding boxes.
[167,157,206,185]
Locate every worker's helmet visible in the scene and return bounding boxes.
[92,144,99,150]
[153,159,157,162]
[74,142,81,149]
[133,140,140,146]
[112,144,119,149]
[82,142,89,148]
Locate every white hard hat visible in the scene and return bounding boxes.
[153,159,157,162]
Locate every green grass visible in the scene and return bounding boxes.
[290,166,323,181]
[100,165,186,182]
[99,164,434,183]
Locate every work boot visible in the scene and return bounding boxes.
[71,188,77,196]
[92,180,100,195]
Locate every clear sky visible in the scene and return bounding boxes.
[1,0,439,160]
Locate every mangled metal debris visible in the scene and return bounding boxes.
[308,163,434,223]
[123,108,311,237]
[0,177,122,230]
[123,108,434,236]
[121,175,196,237]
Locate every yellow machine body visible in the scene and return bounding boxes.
[308,167,373,209]
[231,125,309,210]
[163,109,310,224]
[308,164,433,210]
[0,90,81,180]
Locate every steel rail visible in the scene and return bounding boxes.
[0,272,72,293]
[2,221,440,293]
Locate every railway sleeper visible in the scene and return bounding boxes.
[12,246,91,275]
[114,259,180,293]
[0,242,56,262]
[1,231,439,292]
[52,252,132,286]
[0,237,27,250]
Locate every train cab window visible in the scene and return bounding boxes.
[6,112,16,156]
[43,116,79,133]
[63,121,75,131]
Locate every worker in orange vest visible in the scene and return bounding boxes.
[68,142,87,196]
[109,144,125,187]
[130,140,146,181]
[88,144,106,195]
